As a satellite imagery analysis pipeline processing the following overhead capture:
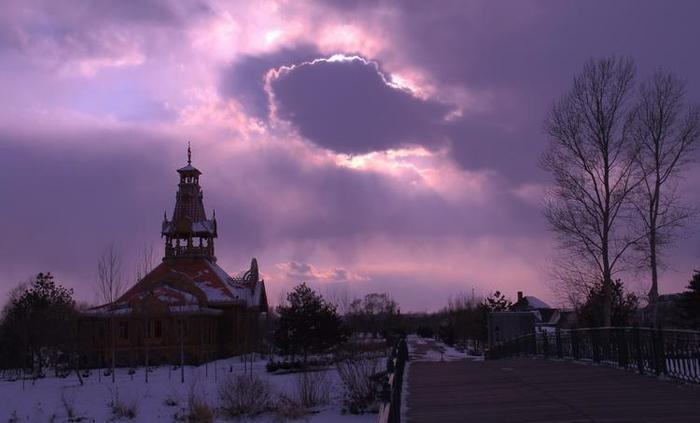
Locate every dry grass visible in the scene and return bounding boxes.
[336,357,382,414]
[218,373,272,418]
[175,378,214,423]
[296,370,330,408]
[273,396,308,422]
[109,387,139,420]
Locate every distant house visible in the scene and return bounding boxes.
[487,312,535,346]
[510,291,561,332]
[488,292,565,346]
[79,147,268,367]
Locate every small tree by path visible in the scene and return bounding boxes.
[577,279,639,327]
[274,283,347,363]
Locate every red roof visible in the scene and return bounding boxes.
[88,258,267,315]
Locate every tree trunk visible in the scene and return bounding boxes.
[648,224,659,328]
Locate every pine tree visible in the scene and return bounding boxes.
[273,283,347,362]
[678,271,700,329]
[485,291,512,311]
[577,279,638,327]
[1,273,76,374]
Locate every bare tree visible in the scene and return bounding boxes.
[97,243,125,305]
[629,71,700,326]
[324,287,353,316]
[96,243,124,383]
[134,243,155,284]
[542,57,642,327]
[547,254,599,309]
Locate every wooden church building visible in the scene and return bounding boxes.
[80,147,268,366]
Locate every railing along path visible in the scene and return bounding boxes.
[488,327,700,383]
[377,336,408,423]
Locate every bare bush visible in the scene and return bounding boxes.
[218,373,272,418]
[109,387,139,420]
[336,358,381,414]
[181,386,214,423]
[273,396,308,422]
[296,370,330,408]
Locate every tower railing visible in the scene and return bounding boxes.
[165,244,213,258]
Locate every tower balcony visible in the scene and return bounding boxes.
[165,243,214,259]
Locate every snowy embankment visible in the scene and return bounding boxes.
[0,356,376,422]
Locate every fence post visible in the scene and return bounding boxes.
[542,332,549,358]
[571,329,579,361]
[633,327,643,374]
[592,330,601,364]
[556,329,563,359]
[652,329,666,376]
[617,328,628,368]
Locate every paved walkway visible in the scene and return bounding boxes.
[405,345,700,422]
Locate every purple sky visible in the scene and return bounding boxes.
[1,0,699,311]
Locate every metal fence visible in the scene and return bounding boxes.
[487,327,700,384]
[377,336,409,423]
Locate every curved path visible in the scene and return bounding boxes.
[404,338,700,422]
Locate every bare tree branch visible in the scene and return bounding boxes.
[629,70,700,326]
[134,243,156,284]
[96,243,124,305]
[542,57,639,326]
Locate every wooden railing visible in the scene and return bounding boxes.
[377,336,409,423]
[487,327,700,383]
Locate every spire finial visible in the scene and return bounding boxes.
[187,141,192,165]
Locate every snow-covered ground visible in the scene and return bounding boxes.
[0,357,376,422]
[407,335,484,362]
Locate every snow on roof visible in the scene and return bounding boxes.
[151,285,199,305]
[524,296,551,309]
[193,278,234,302]
[161,219,215,235]
[206,261,260,306]
[192,221,215,232]
[169,305,222,315]
[177,164,200,173]
[98,259,265,312]
[81,305,133,316]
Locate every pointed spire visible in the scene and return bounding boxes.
[212,209,216,219]
[164,210,167,221]
[187,141,192,165]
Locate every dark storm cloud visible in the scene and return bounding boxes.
[314,0,700,183]
[269,57,453,155]
[445,116,545,182]
[219,44,320,120]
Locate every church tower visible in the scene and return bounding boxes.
[161,144,218,261]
